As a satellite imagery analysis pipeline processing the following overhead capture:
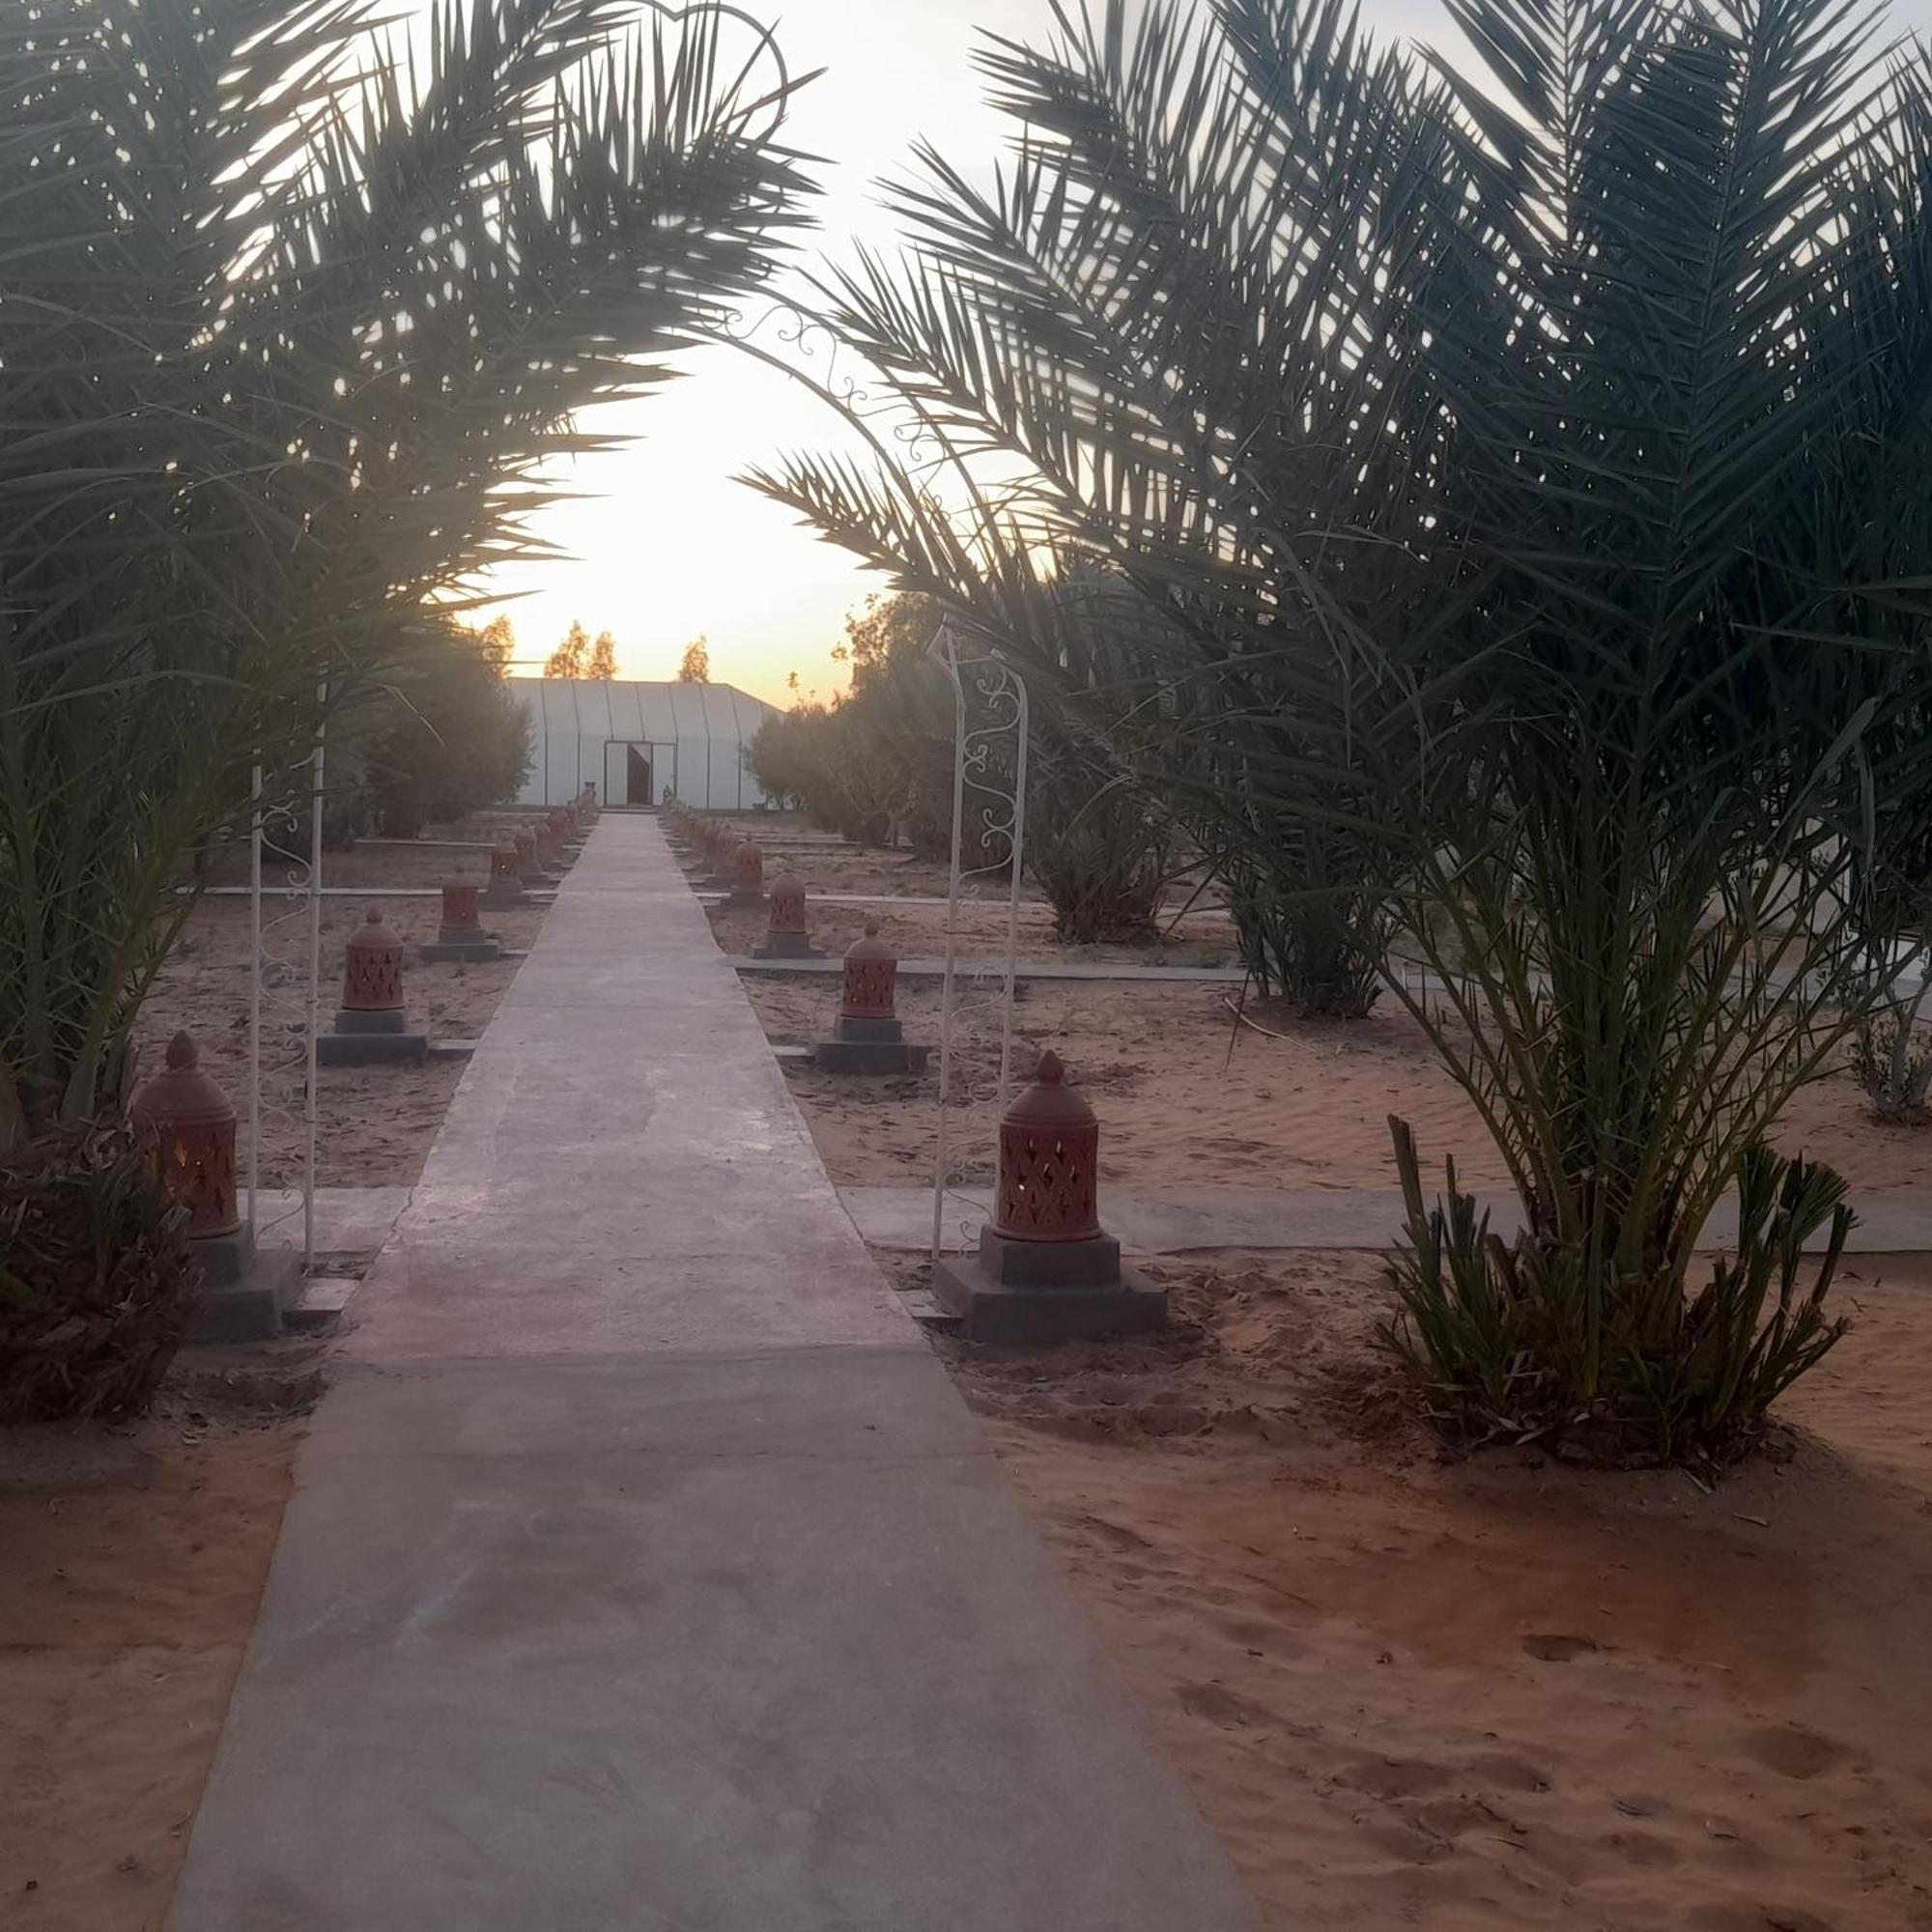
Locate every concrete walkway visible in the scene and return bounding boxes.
[169,816,1256,1932]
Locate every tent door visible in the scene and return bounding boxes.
[602,740,678,807]
[624,745,653,806]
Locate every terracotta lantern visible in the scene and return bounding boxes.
[992,1050,1102,1243]
[767,872,807,936]
[439,871,483,942]
[341,908,408,1013]
[130,1032,241,1238]
[841,923,899,1019]
[734,839,764,894]
[513,824,540,875]
[488,840,521,891]
[532,816,559,868]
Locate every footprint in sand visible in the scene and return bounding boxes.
[1738,1724,1848,1780]
[1522,1632,1603,1662]
[1175,1681,1278,1730]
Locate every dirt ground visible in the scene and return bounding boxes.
[137,840,551,1186]
[897,1245,1932,1931]
[747,974,1932,1195]
[0,1339,324,1932]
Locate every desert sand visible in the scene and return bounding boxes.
[136,842,551,1186]
[0,1340,321,1931]
[917,1245,1932,1930]
[747,972,1932,1197]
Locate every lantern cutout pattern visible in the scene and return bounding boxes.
[486,839,526,904]
[131,1033,240,1238]
[728,838,765,905]
[753,872,823,959]
[814,925,928,1073]
[319,909,428,1063]
[842,924,898,1020]
[341,909,407,1015]
[513,825,544,886]
[930,1046,1169,1342]
[128,1033,303,1339]
[439,872,482,942]
[423,870,502,963]
[993,1051,1101,1243]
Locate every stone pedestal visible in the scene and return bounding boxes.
[812,1013,929,1075]
[726,887,768,911]
[186,1228,305,1343]
[318,1007,429,1065]
[483,879,526,908]
[753,931,825,960]
[933,1227,1168,1344]
[419,935,502,964]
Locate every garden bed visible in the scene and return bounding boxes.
[0,1335,325,1929]
[136,841,551,1187]
[889,1243,1932,1929]
[734,835,1932,1924]
[747,973,1930,1196]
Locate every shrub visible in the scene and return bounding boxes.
[1378,1122,1852,1467]
[0,1125,198,1423]
[1222,858,1386,1017]
[1027,756,1173,943]
[365,623,534,837]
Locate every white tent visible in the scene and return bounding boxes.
[507,678,780,810]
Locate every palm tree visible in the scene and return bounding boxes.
[0,0,812,1135]
[750,0,1932,1459]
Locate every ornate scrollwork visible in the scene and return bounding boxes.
[929,622,1030,1259]
[247,758,322,1264]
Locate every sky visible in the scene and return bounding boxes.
[475,0,1932,706]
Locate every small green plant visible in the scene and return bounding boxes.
[1848,993,1932,1123]
[1027,758,1175,944]
[1378,1122,1852,1466]
[0,1125,197,1423]
[1223,859,1385,1017]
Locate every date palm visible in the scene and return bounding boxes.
[751,0,1932,1457]
[0,0,811,1133]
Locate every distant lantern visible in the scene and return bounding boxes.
[341,908,408,1013]
[732,838,764,899]
[993,1050,1102,1243]
[130,1032,241,1238]
[439,871,483,942]
[486,838,524,898]
[769,872,806,933]
[753,871,821,959]
[513,824,545,885]
[841,923,899,1020]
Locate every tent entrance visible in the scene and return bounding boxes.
[603,739,677,809]
[625,745,652,806]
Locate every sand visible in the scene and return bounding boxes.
[915,1246,1932,1930]
[0,1342,320,1931]
[748,975,1932,1196]
[135,852,550,1187]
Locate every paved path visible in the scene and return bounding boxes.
[170,815,1256,1932]
[851,1184,1932,1256]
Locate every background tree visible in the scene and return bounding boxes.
[587,630,620,679]
[678,636,714,683]
[751,0,1932,1463]
[364,624,535,838]
[545,621,593,678]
